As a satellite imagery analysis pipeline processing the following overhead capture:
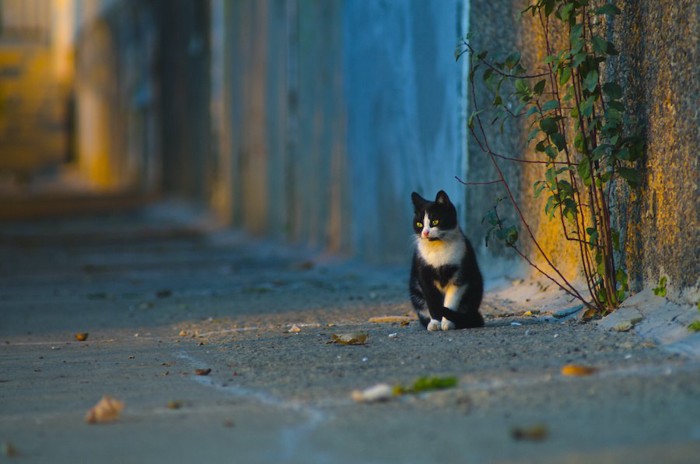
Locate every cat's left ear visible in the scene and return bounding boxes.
[435,190,451,205]
[411,192,428,212]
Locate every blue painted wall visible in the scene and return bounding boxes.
[210,0,470,263]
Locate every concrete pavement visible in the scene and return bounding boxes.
[1,203,699,463]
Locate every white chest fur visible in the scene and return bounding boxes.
[416,230,466,268]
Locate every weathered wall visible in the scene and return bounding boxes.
[466,0,699,299]
[210,0,470,263]
[74,0,162,191]
[611,0,699,297]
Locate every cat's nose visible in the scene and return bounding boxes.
[422,230,430,238]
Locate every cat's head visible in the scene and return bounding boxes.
[411,190,458,241]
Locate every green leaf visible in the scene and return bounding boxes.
[551,133,567,151]
[688,321,700,333]
[543,0,556,17]
[533,79,547,96]
[608,100,625,111]
[542,100,560,112]
[498,226,519,247]
[558,2,574,21]
[483,68,494,82]
[571,52,587,69]
[578,158,592,186]
[602,82,623,99]
[583,69,599,92]
[394,376,458,395]
[559,66,572,86]
[618,167,642,188]
[592,36,608,55]
[596,4,621,16]
[557,180,574,199]
[562,198,577,222]
[533,180,547,198]
[467,110,484,129]
[505,52,521,69]
[544,145,558,159]
[527,127,541,143]
[544,194,559,218]
[515,79,529,94]
[540,117,558,134]
[653,276,668,297]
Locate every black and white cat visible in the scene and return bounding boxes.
[409,190,484,331]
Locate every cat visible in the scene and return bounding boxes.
[409,190,484,331]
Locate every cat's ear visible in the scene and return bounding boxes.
[411,192,428,211]
[435,190,451,205]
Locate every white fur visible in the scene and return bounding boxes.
[427,319,441,331]
[416,227,466,268]
[443,283,467,310]
[441,317,456,331]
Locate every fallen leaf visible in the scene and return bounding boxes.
[393,376,458,395]
[156,289,172,298]
[2,441,19,457]
[561,364,597,376]
[368,316,414,324]
[167,400,183,410]
[582,308,598,321]
[74,332,89,342]
[351,383,393,403]
[179,330,188,337]
[330,333,368,345]
[195,368,212,376]
[511,424,548,441]
[85,395,125,424]
[287,324,302,333]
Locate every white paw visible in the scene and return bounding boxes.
[427,319,441,331]
[441,317,456,331]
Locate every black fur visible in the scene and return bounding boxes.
[409,191,484,329]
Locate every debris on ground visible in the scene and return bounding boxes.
[195,368,211,376]
[287,324,302,333]
[2,441,19,457]
[85,395,125,424]
[511,424,549,441]
[351,383,394,403]
[330,333,368,345]
[167,400,183,410]
[393,376,458,395]
[561,364,597,376]
[74,332,89,342]
[368,316,414,324]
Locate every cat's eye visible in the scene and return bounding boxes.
[416,222,423,228]
[431,219,440,226]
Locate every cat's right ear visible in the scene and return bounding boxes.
[411,192,428,212]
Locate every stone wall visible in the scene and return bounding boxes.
[466,0,699,300]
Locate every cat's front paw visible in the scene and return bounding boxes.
[441,317,456,331]
[427,319,441,331]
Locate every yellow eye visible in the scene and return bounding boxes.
[416,222,423,228]
[431,219,440,226]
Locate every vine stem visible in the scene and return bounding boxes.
[466,67,591,307]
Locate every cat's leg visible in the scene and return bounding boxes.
[418,272,446,331]
[441,284,467,330]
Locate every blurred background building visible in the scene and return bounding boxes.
[0,0,696,297]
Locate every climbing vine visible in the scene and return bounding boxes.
[457,0,644,314]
